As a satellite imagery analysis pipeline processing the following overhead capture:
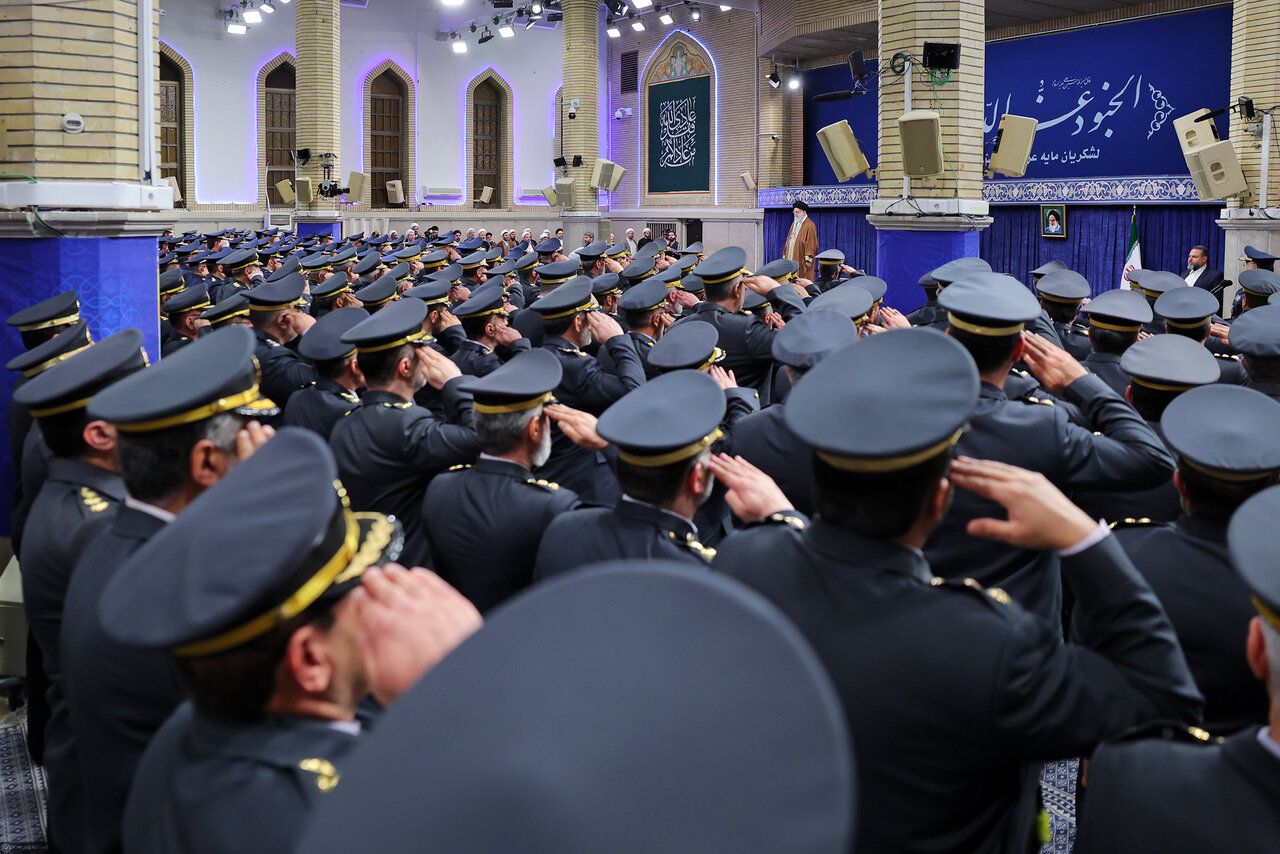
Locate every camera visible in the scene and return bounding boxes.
[568,98,580,120]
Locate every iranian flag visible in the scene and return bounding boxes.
[1120,209,1141,290]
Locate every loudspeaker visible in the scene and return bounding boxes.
[274,179,295,204]
[295,176,313,204]
[555,176,575,203]
[165,175,182,203]
[816,120,870,182]
[1185,140,1249,201]
[898,110,944,178]
[1173,109,1223,154]
[921,42,961,70]
[385,180,404,205]
[987,114,1037,178]
[740,171,757,191]
[478,186,494,204]
[346,171,367,201]
[590,158,627,192]
[542,185,558,206]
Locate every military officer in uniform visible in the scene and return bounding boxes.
[100,429,479,854]
[204,293,251,331]
[535,371,726,578]
[245,273,318,406]
[510,258,580,347]
[1155,285,1245,384]
[423,350,580,612]
[671,246,805,400]
[1128,268,1187,334]
[12,328,149,854]
[806,248,848,297]
[353,271,402,314]
[450,285,530,377]
[905,271,948,328]
[647,321,760,426]
[714,329,1202,854]
[603,277,673,379]
[1227,303,1280,400]
[159,284,211,355]
[591,273,625,327]
[61,328,277,854]
[1035,269,1092,359]
[530,276,645,503]
[722,310,858,516]
[1073,334,1221,526]
[329,298,480,566]
[295,565,853,854]
[1078,287,1153,395]
[1233,266,1280,317]
[912,256,993,332]
[310,272,364,319]
[283,307,367,439]
[925,274,1173,622]
[1075,480,1280,853]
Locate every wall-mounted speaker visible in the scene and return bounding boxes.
[478,186,494,204]
[590,158,627,192]
[554,176,575,204]
[987,114,1037,178]
[1184,140,1249,201]
[898,110,944,178]
[1173,109,1223,154]
[740,171,757,191]
[816,120,870,182]
[165,175,182,203]
[274,179,295,204]
[346,171,367,201]
[542,185,558,206]
[295,177,313,204]
[385,180,404,205]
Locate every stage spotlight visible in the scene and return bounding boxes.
[243,6,262,23]
[689,7,699,20]
[631,18,644,30]
[659,7,673,24]
[607,23,621,36]
[499,23,515,36]
[788,75,801,90]
[767,70,780,88]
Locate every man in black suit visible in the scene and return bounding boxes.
[1185,244,1225,293]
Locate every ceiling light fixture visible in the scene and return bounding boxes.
[719,4,731,9]
[242,5,262,23]
[631,18,645,30]
[787,75,800,90]
[767,69,780,88]
[226,15,247,33]
[658,5,673,24]
[689,6,700,20]
[259,0,274,12]
[479,26,494,42]
[499,22,515,36]
[632,0,653,8]
[607,24,621,36]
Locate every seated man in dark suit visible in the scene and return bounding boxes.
[1185,244,1225,293]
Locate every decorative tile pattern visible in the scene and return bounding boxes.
[1040,759,1079,854]
[648,42,711,84]
[760,176,1207,208]
[0,708,48,846]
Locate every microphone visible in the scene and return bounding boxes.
[1195,107,1228,122]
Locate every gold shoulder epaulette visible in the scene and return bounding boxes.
[669,530,716,560]
[298,758,340,792]
[380,401,412,410]
[448,464,473,472]
[930,575,1011,605]
[1025,396,1055,406]
[525,478,560,491]
[1215,353,1240,361]
[79,486,110,513]
[764,512,806,531]
[1109,517,1156,530]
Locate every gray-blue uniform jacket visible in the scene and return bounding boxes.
[253,328,317,407]
[62,505,181,854]
[534,498,715,580]
[1076,727,1280,854]
[671,287,805,398]
[1081,350,1131,396]
[450,337,531,378]
[124,703,359,854]
[282,378,360,440]
[423,456,580,613]
[329,382,480,567]
[716,520,1202,854]
[536,335,645,504]
[925,374,1174,622]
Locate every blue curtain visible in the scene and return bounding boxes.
[763,208,878,275]
[765,204,1225,297]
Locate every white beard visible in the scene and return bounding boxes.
[531,422,553,468]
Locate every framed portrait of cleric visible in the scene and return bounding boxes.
[1040,206,1067,239]
[645,40,712,196]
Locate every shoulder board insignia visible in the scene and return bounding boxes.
[1025,396,1054,406]
[556,347,588,357]
[525,478,560,491]
[265,338,281,348]
[1014,369,1031,378]
[448,464,473,472]
[642,339,654,348]
[79,486,110,513]
[764,512,806,531]
[1109,517,1155,530]
[1109,721,1224,746]
[668,530,716,560]
[932,576,1012,607]
[298,757,340,792]
[379,401,412,410]
[986,587,1012,605]
[1215,353,1240,361]
[340,391,360,404]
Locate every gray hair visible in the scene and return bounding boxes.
[474,405,543,455]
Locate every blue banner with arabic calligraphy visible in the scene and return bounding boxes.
[983,5,1231,178]
[647,75,712,194]
[801,6,1231,186]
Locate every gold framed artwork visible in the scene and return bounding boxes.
[1040,205,1066,239]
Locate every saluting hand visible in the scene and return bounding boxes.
[234,420,275,461]
[416,345,462,390]
[1019,330,1086,396]
[877,306,911,330]
[354,564,482,705]
[585,309,623,343]
[545,403,607,450]
[707,365,738,390]
[948,456,1098,551]
[709,453,794,524]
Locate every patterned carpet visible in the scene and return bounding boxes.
[0,707,47,849]
[0,703,1077,852]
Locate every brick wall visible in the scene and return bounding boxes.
[2,0,157,182]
